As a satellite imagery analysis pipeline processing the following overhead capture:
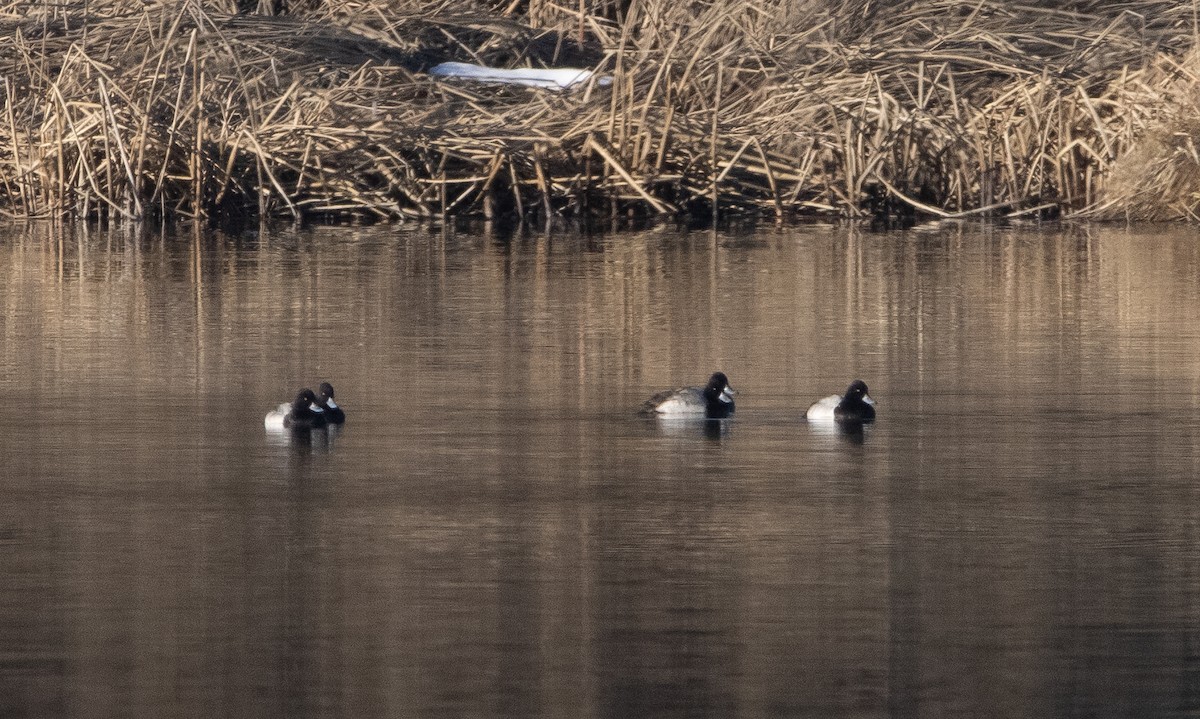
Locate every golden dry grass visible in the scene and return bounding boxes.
[1,0,1199,222]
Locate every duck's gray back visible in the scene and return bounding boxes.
[640,386,706,416]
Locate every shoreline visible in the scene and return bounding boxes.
[3,0,1199,224]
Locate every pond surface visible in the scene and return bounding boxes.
[2,222,1200,718]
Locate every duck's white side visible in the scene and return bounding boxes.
[264,403,291,430]
[805,395,842,421]
[806,393,876,421]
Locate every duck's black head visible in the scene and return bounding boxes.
[293,389,328,424]
[703,372,735,418]
[293,388,319,412]
[844,380,869,400]
[287,388,328,430]
[835,380,875,421]
[705,372,731,393]
[316,381,346,423]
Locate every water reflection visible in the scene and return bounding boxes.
[1,222,1200,718]
[265,424,343,456]
[647,417,733,441]
[807,419,872,446]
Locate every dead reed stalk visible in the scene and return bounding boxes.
[0,0,1197,223]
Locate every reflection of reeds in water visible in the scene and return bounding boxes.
[4,222,1199,413]
[2,1,1199,222]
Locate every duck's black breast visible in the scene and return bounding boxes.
[285,407,327,430]
[834,398,874,422]
[704,395,735,418]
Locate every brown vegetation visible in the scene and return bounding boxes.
[2,0,1200,223]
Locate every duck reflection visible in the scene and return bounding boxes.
[808,418,871,446]
[264,425,341,456]
[650,416,732,442]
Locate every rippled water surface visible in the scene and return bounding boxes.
[2,223,1200,718]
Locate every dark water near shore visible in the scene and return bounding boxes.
[2,222,1200,718]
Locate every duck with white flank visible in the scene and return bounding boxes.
[265,389,328,431]
[806,380,876,423]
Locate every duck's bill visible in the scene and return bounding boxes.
[325,398,339,410]
[720,385,736,402]
[310,403,325,413]
[864,395,877,406]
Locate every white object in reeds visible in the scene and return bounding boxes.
[428,62,609,90]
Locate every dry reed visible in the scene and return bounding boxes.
[2,0,1199,223]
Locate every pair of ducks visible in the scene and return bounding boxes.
[265,382,346,430]
[641,372,876,422]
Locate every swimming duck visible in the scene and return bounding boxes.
[640,372,736,419]
[806,380,876,422]
[316,382,345,424]
[264,389,328,431]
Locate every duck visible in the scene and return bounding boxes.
[315,382,345,424]
[640,372,735,419]
[806,380,876,422]
[264,388,328,431]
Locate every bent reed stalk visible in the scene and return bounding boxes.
[2,0,1200,223]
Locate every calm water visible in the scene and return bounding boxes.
[2,222,1200,718]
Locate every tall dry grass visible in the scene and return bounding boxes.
[1,0,1198,222]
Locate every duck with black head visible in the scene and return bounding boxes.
[640,372,736,419]
[315,382,345,424]
[806,380,876,423]
[264,388,328,431]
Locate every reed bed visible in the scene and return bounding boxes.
[2,0,1199,223]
